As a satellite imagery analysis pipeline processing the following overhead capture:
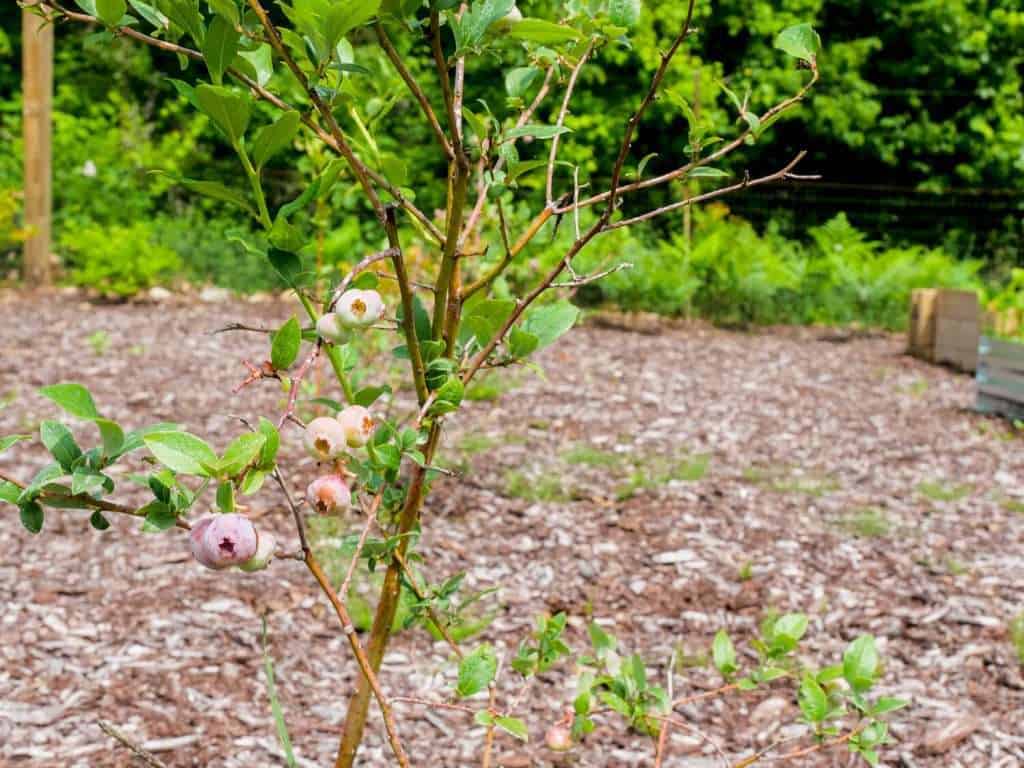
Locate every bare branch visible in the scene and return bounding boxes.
[605,151,815,231]
[376,22,453,160]
[547,39,597,206]
[97,721,170,768]
[603,0,698,219]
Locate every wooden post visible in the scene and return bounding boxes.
[22,3,54,285]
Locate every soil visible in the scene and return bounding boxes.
[0,292,1022,768]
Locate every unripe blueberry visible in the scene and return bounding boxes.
[190,514,259,570]
[336,289,385,328]
[316,313,351,344]
[306,474,351,514]
[545,725,573,752]
[337,405,374,448]
[238,531,276,572]
[304,416,348,461]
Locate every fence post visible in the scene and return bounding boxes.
[22,2,54,286]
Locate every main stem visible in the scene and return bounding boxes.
[335,426,442,768]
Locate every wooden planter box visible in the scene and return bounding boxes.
[908,289,980,372]
[977,336,1024,420]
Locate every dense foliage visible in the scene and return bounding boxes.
[1,0,1021,306]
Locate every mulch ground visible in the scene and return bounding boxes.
[0,292,1022,768]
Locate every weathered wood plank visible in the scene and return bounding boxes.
[976,335,1024,419]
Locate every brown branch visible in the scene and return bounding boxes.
[338,494,382,601]
[461,64,556,245]
[385,206,429,406]
[97,721,170,768]
[732,724,867,768]
[213,322,274,335]
[461,198,513,300]
[556,66,820,215]
[393,551,464,660]
[392,696,476,715]
[546,39,597,206]
[671,682,739,708]
[376,22,453,160]
[278,343,321,429]
[653,716,671,768]
[480,681,498,768]
[245,0,386,221]
[1,471,191,530]
[603,0,697,222]
[605,151,815,231]
[307,554,412,768]
[40,0,442,244]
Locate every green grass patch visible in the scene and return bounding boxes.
[838,508,891,538]
[616,454,710,499]
[562,443,621,468]
[916,480,973,502]
[503,470,569,503]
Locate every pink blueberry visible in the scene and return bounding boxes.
[306,474,351,514]
[337,405,374,448]
[238,532,276,573]
[189,514,259,570]
[304,416,348,461]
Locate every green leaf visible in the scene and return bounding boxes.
[495,715,528,741]
[195,83,251,146]
[474,710,494,727]
[208,0,239,25]
[96,0,127,26]
[257,417,280,467]
[0,481,20,505]
[40,421,82,471]
[89,510,111,531]
[203,15,239,84]
[267,248,306,289]
[770,612,808,653]
[508,327,539,359]
[505,66,539,97]
[798,673,829,723]
[502,123,572,141]
[354,385,391,407]
[0,434,31,455]
[156,0,205,43]
[72,0,99,14]
[140,501,178,532]
[508,18,581,44]
[175,177,255,215]
[686,167,731,179]
[588,622,616,654]
[94,418,125,458]
[129,0,169,28]
[216,480,236,512]
[456,644,497,697]
[271,316,302,371]
[843,635,879,693]
[238,43,273,87]
[773,23,821,64]
[429,376,464,416]
[453,0,514,52]
[19,501,44,534]
[118,422,180,457]
[253,111,301,169]
[71,468,108,496]
[144,431,218,476]
[39,383,100,420]
[870,697,908,716]
[712,629,737,677]
[522,300,579,348]
[220,433,267,476]
[18,463,65,503]
[608,0,641,27]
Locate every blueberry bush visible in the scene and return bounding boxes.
[4,1,906,765]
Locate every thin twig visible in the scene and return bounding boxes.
[327,247,401,312]
[393,551,464,660]
[338,494,382,600]
[97,720,170,768]
[392,696,476,715]
[605,152,815,231]
[376,22,453,159]
[278,343,322,429]
[547,39,597,206]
